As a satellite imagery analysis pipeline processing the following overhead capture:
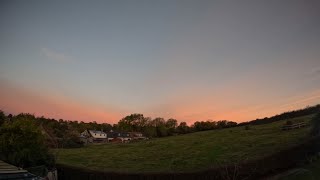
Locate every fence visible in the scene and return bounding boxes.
[281,122,307,130]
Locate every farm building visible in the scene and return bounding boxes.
[107,130,131,143]
[80,130,147,144]
[80,130,107,143]
[106,130,147,142]
[129,132,147,140]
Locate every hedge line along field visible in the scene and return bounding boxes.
[55,114,314,173]
[277,158,320,180]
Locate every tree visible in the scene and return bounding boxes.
[7,114,13,121]
[177,122,189,134]
[166,118,178,135]
[0,110,5,126]
[143,125,157,138]
[226,121,237,127]
[217,120,227,129]
[101,123,112,132]
[61,131,84,148]
[140,118,155,137]
[152,118,167,137]
[0,116,54,168]
[118,113,145,131]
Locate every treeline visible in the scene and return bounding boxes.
[0,111,237,147]
[38,117,113,148]
[0,104,319,150]
[116,114,190,137]
[114,114,239,137]
[239,104,320,126]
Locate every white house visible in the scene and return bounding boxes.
[80,130,107,143]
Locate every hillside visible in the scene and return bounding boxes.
[55,114,314,173]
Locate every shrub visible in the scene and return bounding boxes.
[285,120,293,126]
[62,136,84,148]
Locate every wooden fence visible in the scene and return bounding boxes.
[281,122,307,131]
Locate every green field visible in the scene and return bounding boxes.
[55,115,314,173]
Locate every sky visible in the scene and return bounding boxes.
[1,0,320,124]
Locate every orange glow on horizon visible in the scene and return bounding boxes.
[0,81,122,124]
[1,80,319,125]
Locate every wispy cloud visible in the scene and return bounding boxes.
[41,48,73,62]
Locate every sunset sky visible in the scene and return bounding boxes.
[1,0,320,124]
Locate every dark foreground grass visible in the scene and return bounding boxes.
[276,159,320,180]
[55,115,314,173]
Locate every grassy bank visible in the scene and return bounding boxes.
[55,115,314,173]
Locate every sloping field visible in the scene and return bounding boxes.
[55,115,314,173]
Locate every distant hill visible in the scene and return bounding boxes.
[239,104,320,126]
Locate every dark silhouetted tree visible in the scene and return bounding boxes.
[166,118,178,135]
[0,115,54,168]
[0,110,5,126]
[177,122,189,134]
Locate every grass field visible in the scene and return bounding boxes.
[55,115,314,173]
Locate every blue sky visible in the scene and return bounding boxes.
[1,0,320,124]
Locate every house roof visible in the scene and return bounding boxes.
[0,160,39,179]
[0,160,28,174]
[88,130,107,139]
[107,131,131,138]
[88,130,106,135]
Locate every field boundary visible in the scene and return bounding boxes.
[281,122,308,131]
